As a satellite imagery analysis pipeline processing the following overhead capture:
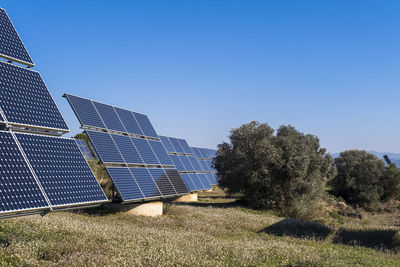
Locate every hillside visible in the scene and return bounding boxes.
[1,189,400,266]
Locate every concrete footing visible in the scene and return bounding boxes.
[206,189,213,192]
[175,193,198,202]
[105,201,163,217]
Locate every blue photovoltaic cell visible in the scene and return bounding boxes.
[0,62,68,130]
[106,167,144,201]
[148,168,176,196]
[169,154,185,172]
[114,107,144,136]
[0,9,34,66]
[199,160,210,172]
[131,137,159,165]
[0,131,48,215]
[64,94,105,129]
[16,133,107,207]
[133,112,158,138]
[177,139,192,154]
[199,148,210,159]
[208,173,218,184]
[191,147,203,158]
[188,156,202,171]
[202,173,213,188]
[179,155,194,172]
[169,137,184,153]
[129,167,161,198]
[86,131,124,164]
[93,102,125,132]
[110,134,143,164]
[159,136,175,153]
[148,140,173,166]
[179,173,196,192]
[163,168,189,195]
[189,174,205,190]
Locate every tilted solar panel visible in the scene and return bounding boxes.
[133,112,158,138]
[129,168,162,198]
[169,137,184,154]
[159,135,175,153]
[179,155,194,172]
[16,133,107,207]
[190,174,206,190]
[179,173,197,192]
[0,8,34,66]
[86,130,124,164]
[64,94,106,129]
[0,131,48,217]
[148,140,174,166]
[75,139,93,159]
[131,137,159,165]
[177,138,192,154]
[0,61,68,131]
[93,101,125,132]
[111,134,143,165]
[114,107,143,136]
[106,167,144,201]
[169,154,185,172]
[163,168,189,195]
[148,168,176,197]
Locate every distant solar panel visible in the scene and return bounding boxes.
[0,8,34,66]
[169,137,184,154]
[65,95,190,203]
[159,136,174,153]
[16,133,107,207]
[0,131,48,217]
[0,61,68,131]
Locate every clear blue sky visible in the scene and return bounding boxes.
[2,0,400,153]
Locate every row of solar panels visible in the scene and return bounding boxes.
[0,7,219,218]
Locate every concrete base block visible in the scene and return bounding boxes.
[206,189,213,192]
[105,201,163,217]
[175,193,198,202]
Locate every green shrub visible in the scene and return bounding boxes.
[214,121,336,219]
[330,150,400,210]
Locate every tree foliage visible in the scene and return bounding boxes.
[214,121,336,219]
[330,150,400,210]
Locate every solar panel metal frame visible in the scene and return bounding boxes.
[0,8,34,67]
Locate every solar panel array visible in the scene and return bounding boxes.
[191,146,219,185]
[0,9,107,219]
[159,136,217,192]
[64,94,190,203]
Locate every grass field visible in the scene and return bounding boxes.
[1,188,400,266]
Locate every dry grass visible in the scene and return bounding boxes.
[0,188,400,266]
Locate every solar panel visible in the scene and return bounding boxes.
[190,174,206,190]
[163,168,190,195]
[148,140,173,166]
[179,155,195,172]
[86,131,124,164]
[64,94,106,129]
[148,168,176,196]
[131,137,159,165]
[106,167,144,201]
[159,135,175,153]
[0,131,48,217]
[93,101,125,132]
[169,137,184,153]
[111,134,143,165]
[169,154,185,172]
[179,173,197,192]
[114,107,143,136]
[129,167,162,198]
[0,8,34,66]
[0,61,68,131]
[133,112,158,138]
[177,138,192,154]
[16,133,107,207]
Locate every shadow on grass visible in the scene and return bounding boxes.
[174,198,243,209]
[0,238,10,247]
[259,218,332,241]
[333,228,400,251]
[70,205,120,217]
